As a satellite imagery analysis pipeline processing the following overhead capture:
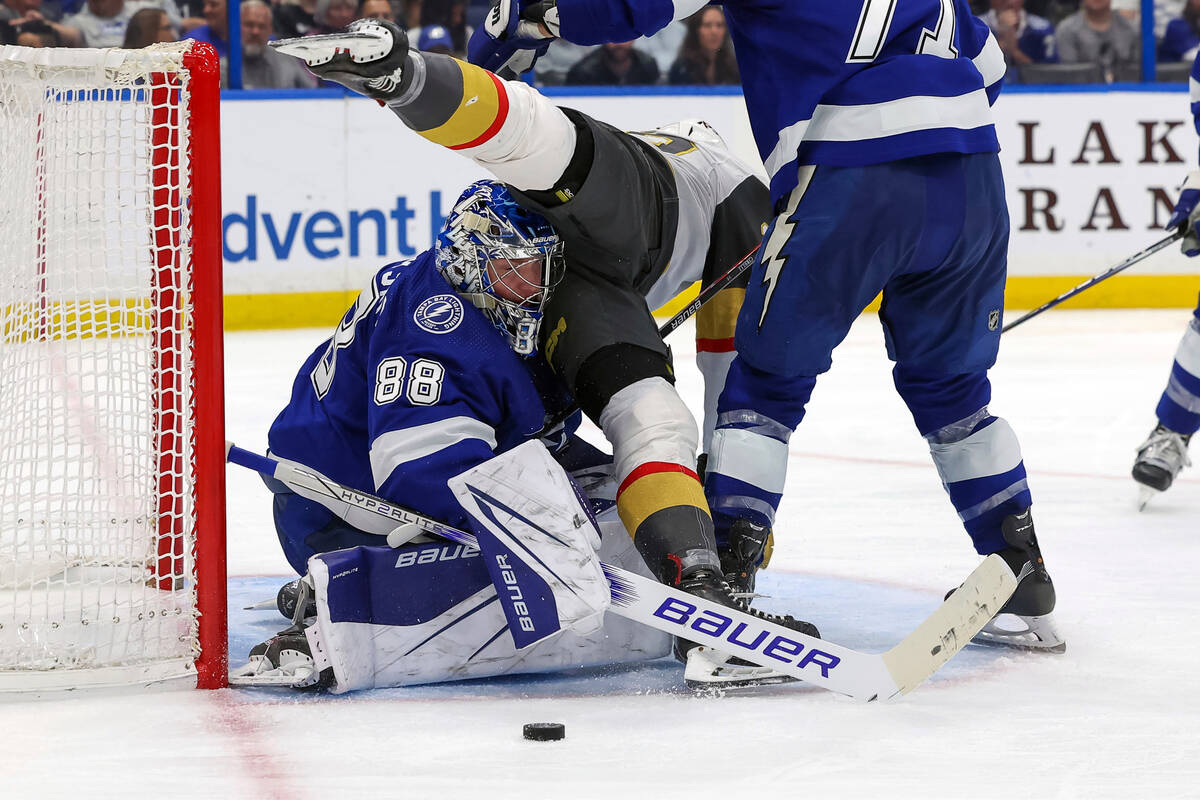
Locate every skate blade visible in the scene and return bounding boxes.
[271,25,393,66]
[1137,485,1160,512]
[972,613,1066,654]
[683,646,801,692]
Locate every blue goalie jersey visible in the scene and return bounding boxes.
[553,0,1006,202]
[268,253,559,533]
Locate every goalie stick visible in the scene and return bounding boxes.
[226,443,1017,701]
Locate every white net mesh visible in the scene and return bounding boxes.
[0,43,203,687]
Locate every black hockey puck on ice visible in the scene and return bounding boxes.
[523,722,565,741]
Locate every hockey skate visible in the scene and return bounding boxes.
[675,568,819,691]
[964,509,1065,654]
[229,624,334,690]
[271,19,411,101]
[1133,424,1192,510]
[719,518,772,597]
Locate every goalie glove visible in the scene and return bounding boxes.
[1168,170,1200,257]
[468,0,558,79]
[271,19,411,103]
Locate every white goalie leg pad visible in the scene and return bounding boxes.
[304,512,669,693]
[598,377,701,485]
[459,79,576,192]
[448,440,610,645]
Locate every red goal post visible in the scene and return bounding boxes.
[0,41,227,690]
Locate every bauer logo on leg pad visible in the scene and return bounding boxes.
[653,598,841,678]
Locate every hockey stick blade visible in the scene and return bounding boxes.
[228,444,1017,701]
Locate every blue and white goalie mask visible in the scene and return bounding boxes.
[436,181,564,356]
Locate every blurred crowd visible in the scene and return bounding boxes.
[5,0,1196,88]
[0,0,740,90]
[975,0,1200,83]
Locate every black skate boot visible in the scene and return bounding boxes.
[972,508,1065,653]
[674,567,821,690]
[718,518,772,596]
[1133,424,1192,510]
[271,18,412,102]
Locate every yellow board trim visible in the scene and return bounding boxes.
[21,274,1197,338]
[417,61,502,149]
[616,471,709,539]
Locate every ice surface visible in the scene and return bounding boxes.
[4,310,1198,799]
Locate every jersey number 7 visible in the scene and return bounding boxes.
[847,0,959,64]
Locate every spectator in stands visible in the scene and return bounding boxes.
[530,38,594,85]
[275,0,317,39]
[668,7,738,85]
[0,0,37,23]
[1161,0,1200,60]
[65,0,139,47]
[311,0,356,34]
[357,0,395,23]
[1056,0,1140,80]
[6,16,59,43]
[982,0,1058,73]
[412,0,469,57]
[185,0,227,57]
[635,19,685,74]
[2,0,83,43]
[567,40,660,85]
[122,5,173,45]
[417,23,452,54]
[236,0,317,88]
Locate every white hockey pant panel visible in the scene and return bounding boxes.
[449,440,609,635]
[697,350,736,454]
[597,376,701,485]
[459,79,576,191]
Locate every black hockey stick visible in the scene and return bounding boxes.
[540,243,760,433]
[226,442,1017,701]
[657,243,759,339]
[1002,229,1183,333]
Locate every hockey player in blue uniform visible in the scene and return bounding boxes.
[471,0,1064,652]
[240,21,819,689]
[1132,50,1200,508]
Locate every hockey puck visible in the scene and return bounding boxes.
[522,722,565,741]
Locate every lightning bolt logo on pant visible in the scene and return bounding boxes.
[758,216,794,329]
[757,166,814,330]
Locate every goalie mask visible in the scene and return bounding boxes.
[436,181,564,356]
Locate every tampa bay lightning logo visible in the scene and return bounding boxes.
[413,294,464,334]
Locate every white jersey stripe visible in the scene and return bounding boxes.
[765,88,993,180]
[370,416,498,489]
[971,32,1005,87]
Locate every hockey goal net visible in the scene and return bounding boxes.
[0,42,227,689]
